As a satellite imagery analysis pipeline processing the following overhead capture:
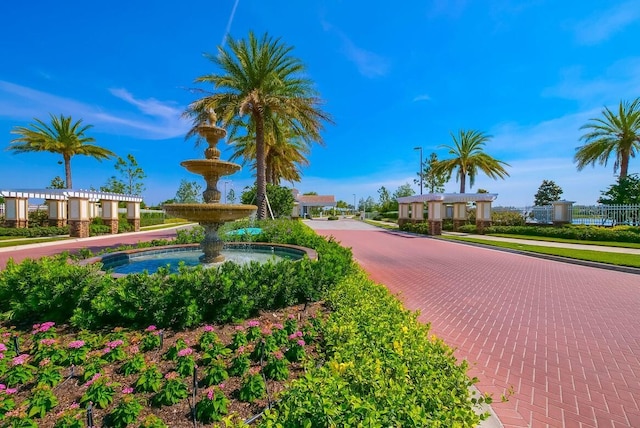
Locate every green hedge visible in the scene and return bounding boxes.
[0,226,69,237]
[261,272,490,427]
[0,220,354,330]
[480,225,640,243]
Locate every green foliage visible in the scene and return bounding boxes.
[261,272,489,427]
[107,394,143,428]
[481,224,640,243]
[174,179,202,203]
[0,226,68,237]
[229,350,250,377]
[47,176,66,189]
[119,353,146,376]
[152,373,188,406]
[138,415,168,428]
[491,210,527,226]
[240,184,295,218]
[101,154,146,196]
[135,365,163,393]
[423,152,450,193]
[27,385,59,418]
[534,180,563,206]
[196,386,230,423]
[27,210,50,228]
[36,363,63,388]
[201,359,229,387]
[599,174,640,204]
[238,370,266,402]
[80,374,117,409]
[264,351,289,381]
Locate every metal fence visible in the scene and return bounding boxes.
[494,204,640,226]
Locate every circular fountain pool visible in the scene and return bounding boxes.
[82,243,316,275]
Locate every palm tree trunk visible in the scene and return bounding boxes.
[64,154,72,189]
[620,151,630,179]
[255,111,267,219]
[459,171,466,193]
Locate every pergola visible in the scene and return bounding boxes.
[396,193,498,235]
[1,189,143,238]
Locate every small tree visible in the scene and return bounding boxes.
[47,176,66,189]
[393,183,416,199]
[174,180,202,203]
[598,174,640,205]
[227,188,237,204]
[534,180,563,206]
[377,186,394,212]
[416,152,449,193]
[241,184,295,218]
[115,154,146,195]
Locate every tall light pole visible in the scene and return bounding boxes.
[414,146,423,195]
[353,193,356,215]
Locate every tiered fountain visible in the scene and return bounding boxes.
[163,111,257,263]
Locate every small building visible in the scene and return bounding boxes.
[291,189,336,218]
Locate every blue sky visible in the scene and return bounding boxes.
[1,0,639,207]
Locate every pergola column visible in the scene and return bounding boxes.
[411,202,424,222]
[101,200,119,234]
[4,197,29,228]
[552,200,574,226]
[68,197,90,238]
[475,200,493,233]
[126,201,141,232]
[397,203,410,227]
[427,200,443,235]
[47,199,67,227]
[452,202,468,231]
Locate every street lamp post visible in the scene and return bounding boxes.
[414,146,423,195]
[353,194,356,216]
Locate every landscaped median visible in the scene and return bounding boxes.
[0,219,489,426]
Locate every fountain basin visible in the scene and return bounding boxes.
[164,203,257,222]
[80,243,317,276]
[181,159,241,177]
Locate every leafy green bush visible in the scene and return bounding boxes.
[140,212,165,227]
[0,226,69,237]
[482,225,640,243]
[261,272,490,427]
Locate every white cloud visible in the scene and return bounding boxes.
[573,1,640,45]
[0,80,190,140]
[413,94,431,102]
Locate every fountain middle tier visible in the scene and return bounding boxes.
[164,203,257,223]
[181,159,241,177]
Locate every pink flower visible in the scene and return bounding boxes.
[236,346,245,354]
[129,345,140,354]
[234,325,245,331]
[261,327,272,336]
[164,371,178,380]
[203,325,214,332]
[145,325,157,332]
[32,321,56,334]
[102,347,112,355]
[106,340,124,349]
[122,387,134,394]
[247,320,260,328]
[0,353,4,360]
[249,366,261,375]
[273,323,284,330]
[69,402,80,409]
[5,387,17,395]
[273,351,284,360]
[85,373,101,387]
[40,338,57,346]
[0,343,7,352]
[177,348,193,358]
[297,339,306,347]
[39,358,51,367]
[11,354,29,366]
[0,384,5,390]
[218,382,226,389]
[68,340,85,349]
[288,314,295,320]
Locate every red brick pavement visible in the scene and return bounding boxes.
[313,227,640,428]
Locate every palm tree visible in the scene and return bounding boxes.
[8,114,115,189]
[186,31,332,219]
[229,116,311,185]
[575,98,640,179]
[434,129,510,193]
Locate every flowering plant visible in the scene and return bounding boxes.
[264,351,289,381]
[272,323,288,346]
[135,364,163,393]
[31,322,57,340]
[246,320,261,341]
[285,332,306,362]
[52,402,83,428]
[33,338,67,365]
[80,373,118,409]
[250,335,278,362]
[65,340,87,366]
[26,385,59,419]
[201,358,229,387]
[229,347,250,377]
[198,327,221,351]
[152,372,188,406]
[163,338,188,361]
[176,347,196,377]
[230,328,248,351]
[120,351,146,376]
[195,384,230,423]
[36,359,63,388]
[138,415,169,428]
[107,388,142,428]
[5,354,35,386]
[238,368,265,403]
[141,326,162,352]
[284,314,298,335]
[1,407,38,428]
[100,339,127,363]
[0,383,17,416]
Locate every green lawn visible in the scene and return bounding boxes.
[0,237,71,248]
[487,233,640,249]
[440,235,640,268]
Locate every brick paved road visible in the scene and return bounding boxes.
[307,219,640,428]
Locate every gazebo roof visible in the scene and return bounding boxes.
[396,193,497,204]
[0,189,143,202]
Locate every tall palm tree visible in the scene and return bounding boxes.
[434,129,510,193]
[8,114,115,189]
[575,98,640,179]
[186,31,332,219]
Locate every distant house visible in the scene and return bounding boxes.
[291,189,336,218]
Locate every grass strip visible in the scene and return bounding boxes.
[0,237,70,248]
[487,233,640,249]
[441,236,640,268]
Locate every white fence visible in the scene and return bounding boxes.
[494,204,640,226]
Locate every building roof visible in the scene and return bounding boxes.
[295,194,336,207]
[0,188,143,202]
[396,193,498,203]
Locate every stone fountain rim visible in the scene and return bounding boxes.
[78,242,318,277]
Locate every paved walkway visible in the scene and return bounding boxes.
[305,219,640,428]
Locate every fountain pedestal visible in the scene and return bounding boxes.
[164,115,257,263]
